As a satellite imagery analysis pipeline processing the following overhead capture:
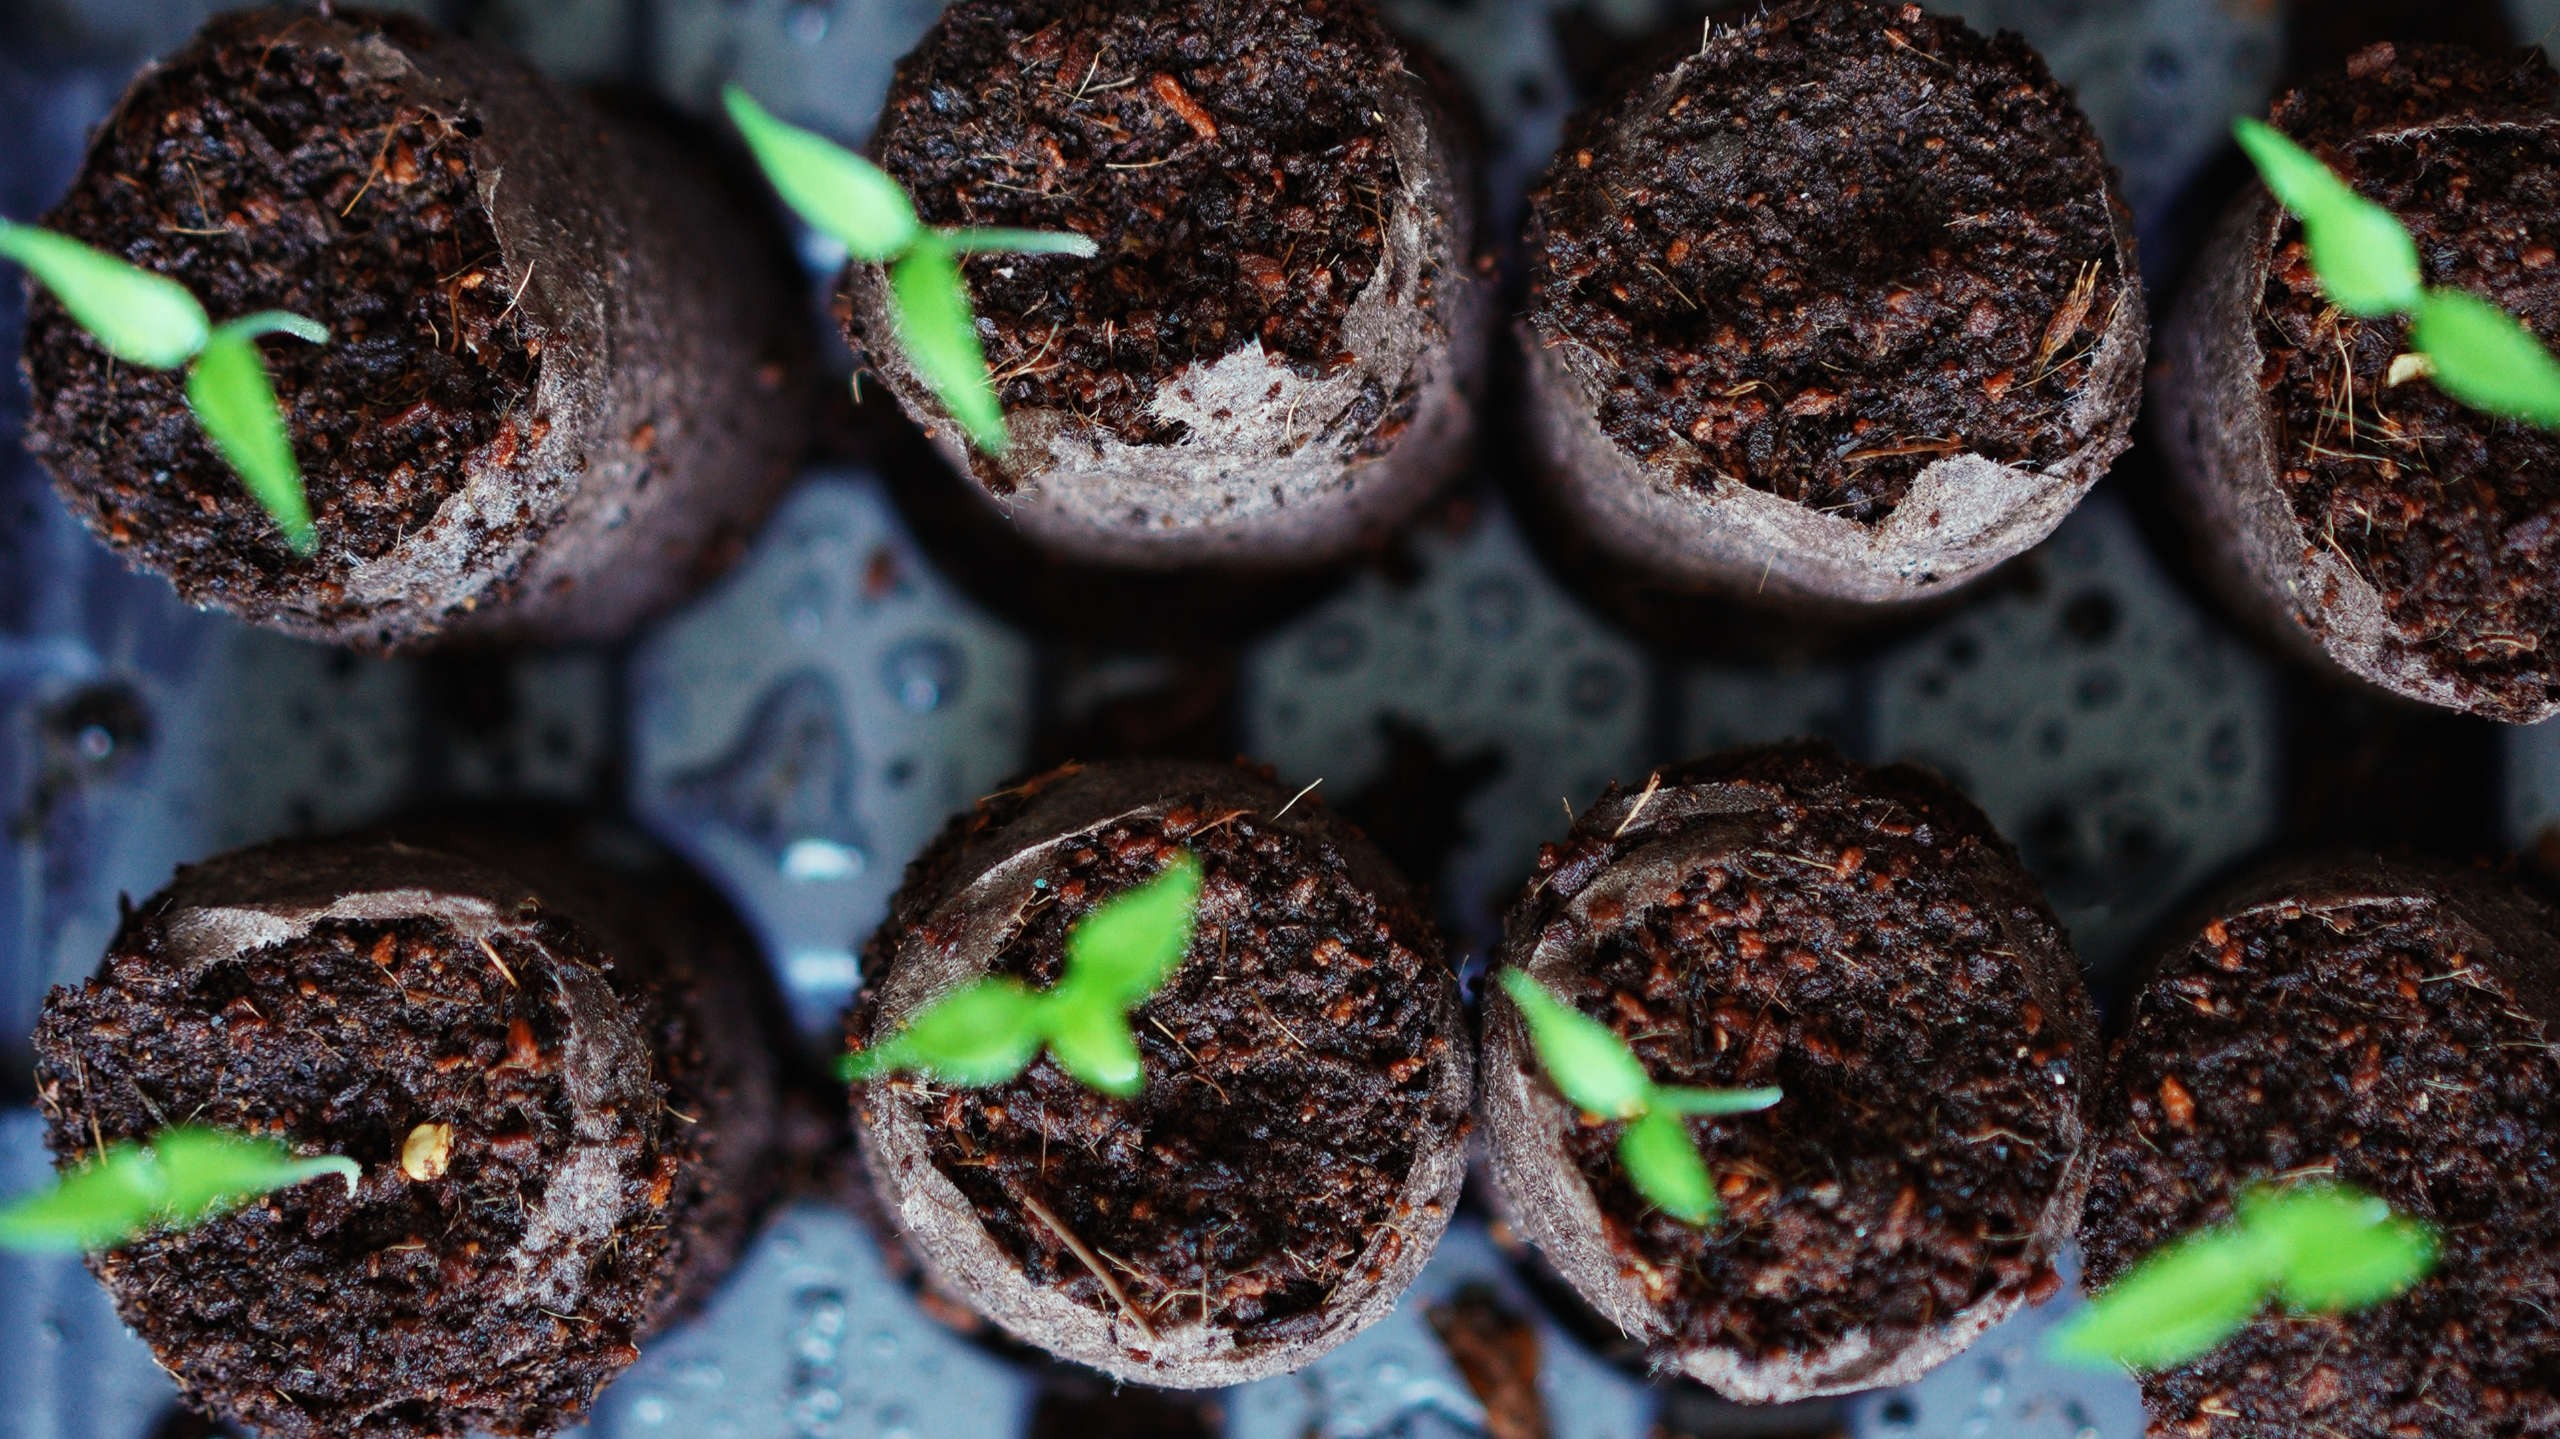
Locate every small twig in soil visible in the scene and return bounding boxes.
[1273,777,1322,819]
[1020,1191,1157,1341]
[1613,771,1664,839]
[475,936,518,989]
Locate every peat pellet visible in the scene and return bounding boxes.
[22,8,810,651]
[30,833,780,1439]
[848,760,1473,1387]
[1520,0,2144,610]
[843,0,1486,570]
[2156,43,2560,722]
[1483,744,2095,1402]
[2083,856,2560,1437]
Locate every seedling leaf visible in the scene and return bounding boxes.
[890,242,1007,455]
[2410,288,2560,427]
[187,330,315,553]
[2047,1227,2280,1371]
[847,977,1044,1086]
[0,1127,357,1254]
[2233,119,2422,317]
[1618,1108,1716,1223]
[1062,851,1205,1006]
[0,221,210,369]
[213,311,328,347]
[1500,969,1651,1119]
[722,87,918,262]
[2239,1182,2437,1311]
[943,227,1100,259]
[1652,1085,1785,1117]
[1046,1003,1145,1098]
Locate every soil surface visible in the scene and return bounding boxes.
[24,11,535,603]
[856,797,1452,1338]
[866,0,1402,445]
[2254,45,2560,719]
[2085,876,2560,1438]
[1550,751,2080,1364]
[29,848,745,1439]
[1526,0,2125,523]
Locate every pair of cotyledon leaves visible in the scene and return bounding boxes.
[1499,968,1782,1226]
[844,849,1204,1099]
[0,1126,357,1255]
[2050,1177,2438,1372]
[723,87,1095,457]
[2238,117,2560,426]
[0,221,321,551]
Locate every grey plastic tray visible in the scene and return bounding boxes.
[4,1,2528,1436]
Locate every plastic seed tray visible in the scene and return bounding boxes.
[0,0,2540,1436]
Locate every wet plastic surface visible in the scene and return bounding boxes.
[0,0,2537,1436]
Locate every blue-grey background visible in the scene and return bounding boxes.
[0,0,2543,1435]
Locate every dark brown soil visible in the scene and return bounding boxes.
[2254,45,2560,719]
[865,0,1401,445]
[1542,750,2083,1364]
[2085,870,2560,1438]
[24,11,535,596]
[29,839,764,1439]
[857,799,1451,1336]
[1525,0,2126,523]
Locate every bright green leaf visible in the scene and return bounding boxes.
[723,86,918,263]
[890,241,1008,456]
[1652,1085,1784,1117]
[846,977,1045,1087]
[186,331,315,554]
[2410,287,2560,428]
[147,1128,358,1224]
[2047,1225,2282,1371]
[942,227,1099,259]
[1499,969,1652,1120]
[1061,851,1205,1007]
[0,1127,357,1254]
[0,220,209,369]
[1046,1002,1145,1098]
[2234,118,2423,318]
[2238,1182,2438,1312]
[0,1143,162,1252]
[212,310,328,347]
[1618,1109,1716,1224]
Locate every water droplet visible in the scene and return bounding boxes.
[876,1402,917,1439]
[784,576,831,638]
[783,838,866,883]
[866,1328,901,1359]
[1303,620,1367,674]
[631,1394,669,1426]
[672,1357,726,1391]
[788,0,833,44]
[883,638,963,712]
[1462,577,1525,640]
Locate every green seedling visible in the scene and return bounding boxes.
[845,849,1205,1099]
[2048,1179,2437,1372]
[0,221,324,552]
[2237,118,2560,427]
[1499,969,1782,1225]
[0,1125,359,1254]
[724,87,1098,457]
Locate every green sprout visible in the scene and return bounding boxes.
[845,849,1205,1099]
[1499,969,1781,1225]
[2048,1179,2438,1372]
[724,87,1097,457]
[0,220,324,552]
[0,1125,359,1254]
[2236,118,2560,427]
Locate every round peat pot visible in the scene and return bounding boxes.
[848,760,1473,1387]
[21,8,810,652]
[29,834,780,1439]
[2156,43,2560,723]
[1482,744,2096,1403]
[843,0,1487,571]
[1519,0,2144,612]
[2084,856,2560,1436]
